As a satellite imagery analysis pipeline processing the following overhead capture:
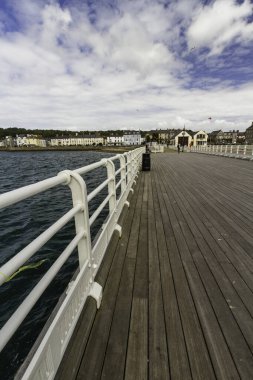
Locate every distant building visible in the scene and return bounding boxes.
[223,131,237,144]
[208,130,223,144]
[208,130,238,144]
[123,132,142,145]
[236,131,245,144]
[107,136,124,146]
[50,136,104,146]
[4,136,15,147]
[171,129,208,147]
[245,122,253,144]
[158,129,180,144]
[192,130,208,146]
[173,130,193,147]
[16,134,47,147]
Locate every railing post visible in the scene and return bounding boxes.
[131,151,135,181]
[244,145,247,155]
[59,170,92,269]
[237,145,239,155]
[103,159,117,217]
[119,154,127,194]
[127,152,133,185]
[225,145,227,154]
[132,150,138,178]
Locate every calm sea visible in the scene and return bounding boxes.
[0,151,114,380]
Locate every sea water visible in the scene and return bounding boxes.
[0,150,113,380]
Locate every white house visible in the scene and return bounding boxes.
[107,136,124,146]
[16,134,47,147]
[192,130,208,146]
[50,136,104,146]
[123,132,142,146]
[172,130,208,147]
[173,130,193,147]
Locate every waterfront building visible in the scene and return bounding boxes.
[4,135,15,147]
[208,130,238,145]
[106,136,124,146]
[158,129,181,144]
[173,130,193,147]
[192,130,208,146]
[123,131,142,145]
[170,129,208,147]
[245,122,253,144]
[236,131,245,144]
[16,134,47,147]
[50,136,104,146]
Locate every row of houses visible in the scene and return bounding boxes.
[156,123,253,145]
[1,132,144,148]
[1,123,253,148]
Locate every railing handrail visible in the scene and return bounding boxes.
[191,144,253,159]
[0,147,145,378]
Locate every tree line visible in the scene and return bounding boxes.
[0,128,134,140]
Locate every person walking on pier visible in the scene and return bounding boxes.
[177,144,180,154]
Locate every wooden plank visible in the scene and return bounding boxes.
[124,297,148,380]
[124,173,149,378]
[162,158,253,289]
[96,181,138,288]
[76,176,143,380]
[100,176,144,380]
[147,173,170,379]
[156,170,240,379]
[152,167,216,380]
[151,174,192,379]
[58,152,253,380]
[154,154,253,378]
[55,297,97,380]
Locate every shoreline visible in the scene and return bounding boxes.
[0,146,138,154]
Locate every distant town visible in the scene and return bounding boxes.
[0,122,253,149]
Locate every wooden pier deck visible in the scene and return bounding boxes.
[56,152,253,380]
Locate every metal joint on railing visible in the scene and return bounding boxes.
[57,170,72,185]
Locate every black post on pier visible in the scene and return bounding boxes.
[142,144,151,171]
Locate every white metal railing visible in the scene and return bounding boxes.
[149,144,165,153]
[0,147,144,379]
[191,144,253,160]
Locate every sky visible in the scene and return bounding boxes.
[0,0,252,132]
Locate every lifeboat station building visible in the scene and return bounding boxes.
[171,130,208,148]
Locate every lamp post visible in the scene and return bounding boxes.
[182,125,186,152]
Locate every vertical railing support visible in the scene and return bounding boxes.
[127,153,132,187]
[119,155,127,194]
[130,151,135,182]
[59,170,92,269]
[244,145,247,155]
[102,159,117,219]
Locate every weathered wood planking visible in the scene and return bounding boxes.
[56,152,253,380]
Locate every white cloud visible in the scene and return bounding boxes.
[0,0,252,133]
[188,0,253,55]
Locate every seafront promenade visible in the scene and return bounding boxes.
[55,152,253,380]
